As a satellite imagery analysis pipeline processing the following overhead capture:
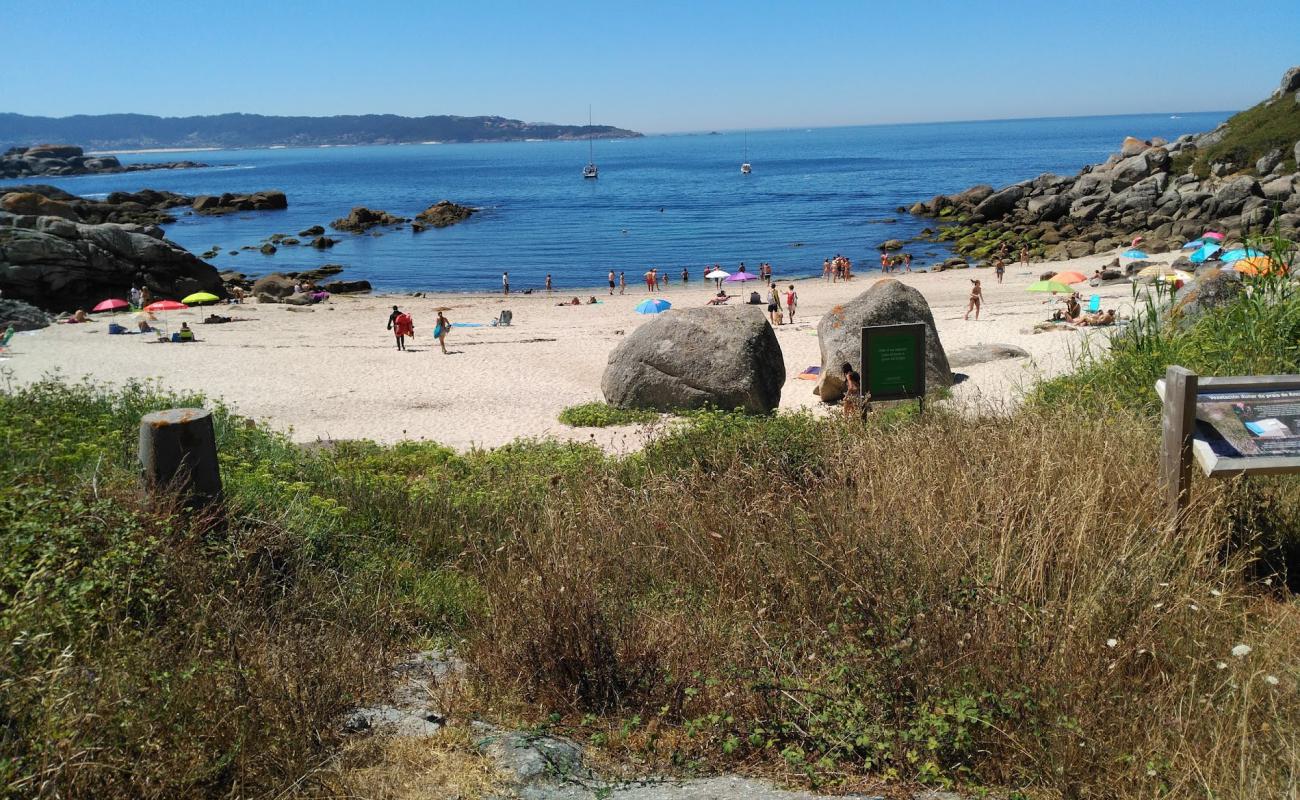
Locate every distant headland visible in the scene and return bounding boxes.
[0,112,643,151]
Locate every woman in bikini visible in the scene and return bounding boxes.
[841,362,863,419]
[965,279,983,320]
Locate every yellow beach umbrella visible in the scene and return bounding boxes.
[1136,264,1186,279]
[1234,256,1284,276]
[182,292,221,306]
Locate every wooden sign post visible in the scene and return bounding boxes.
[1156,366,1300,524]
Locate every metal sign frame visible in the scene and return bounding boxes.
[861,323,927,403]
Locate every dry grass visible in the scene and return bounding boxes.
[317,726,505,800]
[463,409,1300,797]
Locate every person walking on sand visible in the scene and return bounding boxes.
[767,283,782,325]
[502,272,510,295]
[904,253,912,273]
[1019,245,1029,268]
[608,269,615,295]
[994,258,1006,283]
[965,279,983,320]
[386,304,402,345]
[546,274,553,294]
[823,258,832,282]
[433,310,450,354]
[619,271,626,294]
[784,284,798,324]
[392,309,414,350]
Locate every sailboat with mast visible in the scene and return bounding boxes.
[741,132,752,174]
[583,106,598,179]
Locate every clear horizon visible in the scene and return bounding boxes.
[5,0,1297,133]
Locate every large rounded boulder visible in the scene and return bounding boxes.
[815,278,953,402]
[602,306,785,413]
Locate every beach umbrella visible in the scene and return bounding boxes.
[1121,248,1148,259]
[704,269,730,280]
[92,298,129,313]
[1234,256,1283,276]
[1201,231,1225,241]
[1220,248,1264,264]
[181,292,220,306]
[635,298,671,314]
[1156,270,1194,283]
[725,271,759,282]
[1051,271,1088,284]
[1181,239,1205,249]
[1026,280,1074,294]
[144,300,188,311]
[1189,243,1221,264]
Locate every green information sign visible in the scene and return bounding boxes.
[861,323,926,401]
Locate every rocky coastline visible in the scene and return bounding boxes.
[909,67,1300,264]
[1,144,206,179]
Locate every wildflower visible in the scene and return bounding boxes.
[1231,644,1251,658]
[1216,662,1227,670]
[1210,589,1222,597]
[1265,675,1280,686]
[1189,604,1200,612]
[1106,638,1118,648]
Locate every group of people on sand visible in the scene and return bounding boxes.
[387,304,451,354]
[879,252,911,274]
[823,255,854,281]
[765,281,798,325]
[1050,292,1116,326]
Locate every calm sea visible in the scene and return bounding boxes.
[46,112,1229,292]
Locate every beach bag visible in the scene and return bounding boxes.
[107,323,127,335]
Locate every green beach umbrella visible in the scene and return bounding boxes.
[181,292,220,306]
[1026,280,1074,294]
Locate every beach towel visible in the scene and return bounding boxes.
[796,366,822,381]
[451,322,484,327]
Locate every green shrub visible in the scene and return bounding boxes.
[558,402,658,427]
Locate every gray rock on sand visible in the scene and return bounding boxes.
[947,343,1030,368]
[0,298,52,330]
[251,273,295,298]
[601,306,785,413]
[814,278,952,403]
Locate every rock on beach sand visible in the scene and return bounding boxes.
[815,279,952,403]
[602,306,785,413]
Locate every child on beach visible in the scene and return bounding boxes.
[784,284,798,323]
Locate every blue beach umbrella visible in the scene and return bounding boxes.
[1122,248,1148,259]
[635,298,672,314]
[1189,243,1221,264]
[1220,248,1264,263]
[1181,239,1205,249]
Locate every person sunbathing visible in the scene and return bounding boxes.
[707,291,730,306]
[1074,309,1117,326]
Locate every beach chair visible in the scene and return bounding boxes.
[1087,294,1101,314]
[492,309,513,327]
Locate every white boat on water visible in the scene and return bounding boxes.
[583,106,598,179]
[741,132,752,174]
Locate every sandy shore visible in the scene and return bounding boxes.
[2,250,1162,450]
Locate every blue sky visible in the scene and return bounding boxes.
[6,0,1298,132]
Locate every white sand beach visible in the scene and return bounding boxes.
[2,251,1159,450]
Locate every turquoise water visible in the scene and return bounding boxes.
[43,112,1228,292]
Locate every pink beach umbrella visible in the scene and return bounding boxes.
[1201,231,1225,241]
[92,298,129,313]
[725,270,759,283]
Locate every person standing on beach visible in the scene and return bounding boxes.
[391,309,414,350]
[767,283,782,325]
[904,253,912,273]
[546,274,553,294]
[965,279,983,320]
[784,284,798,324]
[608,270,616,295]
[645,269,656,292]
[387,304,402,343]
[994,258,1006,284]
[619,272,626,294]
[1019,245,1029,268]
[502,272,510,295]
[433,310,450,354]
[681,266,689,283]
[823,259,832,282]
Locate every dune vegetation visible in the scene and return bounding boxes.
[2,241,1299,798]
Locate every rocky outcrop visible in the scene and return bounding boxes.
[0,212,227,312]
[602,306,785,413]
[947,343,1030,368]
[299,225,325,237]
[330,206,408,233]
[323,279,372,294]
[0,298,52,331]
[309,235,338,249]
[0,185,192,226]
[1,144,206,179]
[411,200,474,231]
[251,274,295,299]
[815,279,952,403]
[191,191,288,215]
[912,67,1300,262]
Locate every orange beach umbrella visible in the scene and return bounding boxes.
[1050,271,1088,284]
[1233,256,1285,276]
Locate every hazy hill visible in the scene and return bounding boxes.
[0,112,641,151]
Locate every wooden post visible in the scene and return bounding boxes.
[139,408,223,509]
[1159,366,1198,522]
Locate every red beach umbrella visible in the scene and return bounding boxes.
[144,300,188,311]
[92,298,130,312]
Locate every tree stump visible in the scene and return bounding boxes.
[138,408,224,509]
